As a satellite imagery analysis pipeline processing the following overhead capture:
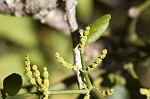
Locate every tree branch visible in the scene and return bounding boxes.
[65,0,85,89]
[65,0,78,32]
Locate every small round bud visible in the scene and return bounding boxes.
[95,58,102,64]
[140,88,149,95]
[86,26,90,31]
[26,71,32,77]
[62,61,67,66]
[30,78,36,85]
[107,89,114,95]
[102,49,107,55]
[32,65,37,70]
[43,90,49,96]
[34,70,40,77]
[25,61,30,66]
[74,66,80,70]
[87,67,93,71]
[37,78,42,85]
[67,63,73,69]
[25,66,31,71]
[58,57,64,62]
[44,79,49,87]
[100,90,106,96]
[84,31,89,35]
[43,67,47,71]
[55,52,60,58]
[92,63,97,67]
[25,54,30,60]
[43,70,49,79]
[99,54,106,59]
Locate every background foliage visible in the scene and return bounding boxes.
[0,0,150,99]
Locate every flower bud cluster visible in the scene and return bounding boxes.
[55,52,73,69]
[140,88,150,98]
[78,26,90,52]
[99,89,114,96]
[55,52,81,71]
[25,54,50,99]
[87,49,107,71]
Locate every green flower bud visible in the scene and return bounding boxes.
[74,66,81,70]
[32,65,38,70]
[100,90,107,96]
[92,62,97,67]
[55,52,74,70]
[34,70,40,77]
[43,67,47,71]
[95,58,102,64]
[44,79,49,88]
[84,30,89,36]
[102,49,107,55]
[55,52,60,58]
[87,49,108,71]
[43,68,49,79]
[107,89,114,95]
[140,88,150,95]
[26,71,32,77]
[62,61,67,66]
[57,57,64,62]
[67,63,73,69]
[99,54,106,59]
[25,61,30,67]
[86,26,90,31]
[25,54,30,60]
[87,67,93,71]
[37,78,42,85]
[99,89,114,96]
[30,78,36,85]
[78,26,90,53]
[25,66,31,71]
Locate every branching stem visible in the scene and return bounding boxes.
[138,0,150,13]
[50,89,89,95]
[80,51,92,89]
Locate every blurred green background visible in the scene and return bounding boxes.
[0,0,150,99]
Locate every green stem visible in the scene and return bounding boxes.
[80,51,86,71]
[80,51,92,89]
[49,89,90,95]
[126,0,150,47]
[128,0,150,37]
[128,18,137,35]
[90,88,104,99]
[138,0,150,13]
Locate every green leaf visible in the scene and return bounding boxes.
[86,14,111,45]
[3,73,22,96]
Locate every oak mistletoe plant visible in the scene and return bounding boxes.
[1,14,117,99]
